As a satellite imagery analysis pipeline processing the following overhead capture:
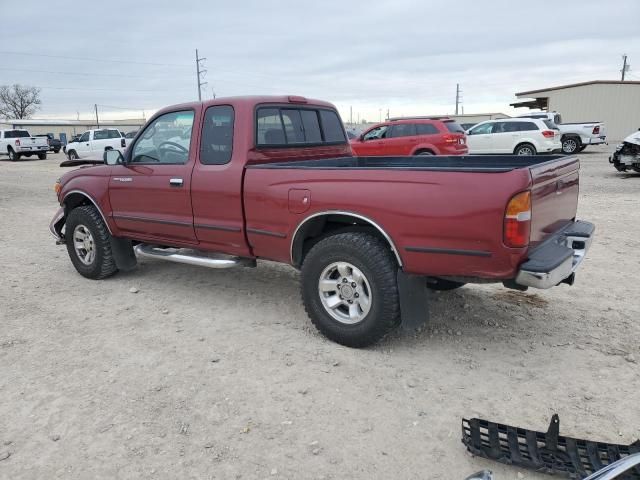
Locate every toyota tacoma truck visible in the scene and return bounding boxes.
[49,95,594,348]
[1,129,49,160]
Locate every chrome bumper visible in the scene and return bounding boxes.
[49,207,65,244]
[515,220,594,289]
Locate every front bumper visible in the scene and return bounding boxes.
[515,220,594,289]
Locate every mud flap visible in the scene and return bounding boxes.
[397,270,429,331]
[110,237,137,271]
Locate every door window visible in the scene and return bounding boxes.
[363,125,389,140]
[390,123,417,137]
[131,110,195,164]
[79,131,90,142]
[200,105,234,165]
[468,123,493,135]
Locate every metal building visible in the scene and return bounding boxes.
[512,80,640,141]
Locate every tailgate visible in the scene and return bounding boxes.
[529,156,580,247]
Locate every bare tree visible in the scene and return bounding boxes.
[0,84,42,119]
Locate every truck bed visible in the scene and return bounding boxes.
[247,154,569,173]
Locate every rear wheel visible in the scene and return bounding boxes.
[53,148,61,154]
[38,153,47,160]
[426,278,466,291]
[416,150,434,156]
[561,136,581,154]
[515,143,536,156]
[8,148,20,161]
[68,150,79,160]
[300,232,400,347]
[65,205,118,280]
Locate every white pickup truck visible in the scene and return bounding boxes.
[65,128,127,160]
[517,112,606,154]
[0,129,49,161]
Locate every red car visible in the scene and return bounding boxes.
[350,117,468,156]
[50,96,593,347]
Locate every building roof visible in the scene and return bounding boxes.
[516,80,640,97]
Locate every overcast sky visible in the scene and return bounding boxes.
[1,0,639,123]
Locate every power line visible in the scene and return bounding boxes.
[0,66,191,79]
[0,50,191,68]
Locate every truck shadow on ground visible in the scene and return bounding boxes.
[116,257,560,351]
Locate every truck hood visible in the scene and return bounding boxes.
[621,131,640,146]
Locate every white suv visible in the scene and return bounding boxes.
[466,118,561,155]
[66,128,127,160]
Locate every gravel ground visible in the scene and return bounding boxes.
[1,148,639,480]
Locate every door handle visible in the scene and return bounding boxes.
[169,178,183,187]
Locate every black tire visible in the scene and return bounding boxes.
[8,148,20,161]
[67,150,79,160]
[561,136,581,154]
[25,153,32,158]
[416,150,434,156]
[38,153,47,160]
[65,205,118,280]
[300,232,400,348]
[514,143,537,156]
[426,278,466,291]
[53,148,61,154]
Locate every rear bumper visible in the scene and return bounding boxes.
[583,135,607,145]
[515,220,594,289]
[17,146,48,152]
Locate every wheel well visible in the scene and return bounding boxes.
[104,146,113,151]
[561,134,581,144]
[291,213,401,268]
[514,142,535,153]
[63,192,94,213]
[7,146,13,153]
[414,148,435,155]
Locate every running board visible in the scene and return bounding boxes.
[134,244,255,269]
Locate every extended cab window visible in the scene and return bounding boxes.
[79,132,90,142]
[256,107,345,146]
[200,105,234,165]
[131,110,194,164]
[93,130,109,140]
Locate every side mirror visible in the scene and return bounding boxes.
[104,149,124,165]
[359,134,365,141]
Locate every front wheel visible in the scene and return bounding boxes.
[300,232,401,348]
[67,150,79,160]
[65,205,118,279]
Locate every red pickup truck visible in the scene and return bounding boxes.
[50,95,594,347]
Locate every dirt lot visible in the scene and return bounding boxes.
[1,148,639,480]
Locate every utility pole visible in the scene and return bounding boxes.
[386,108,389,121]
[350,106,353,125]
[455,83,461,115]
[94,104,99,128]
[621,54,630,81]
[195,49,208,101]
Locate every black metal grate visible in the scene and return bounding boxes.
[462,415,640,479]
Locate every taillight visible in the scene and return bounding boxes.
[504,191,531,248]
[541,130,555,138]
[15,139,20,146]
[121,138,126,148]
[592,126,600,135]
[443,134,458,144]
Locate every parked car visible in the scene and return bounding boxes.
[35,133,62,153]
[609,128,640,173]
[65,128,127,160]
[0,129,49,160]
[50,95,594,348]
[466,118,561,155]
[517,112,606,154]
[350,118,467,156]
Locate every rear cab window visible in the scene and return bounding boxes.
[5,130,30,139]
[256,106,346,147]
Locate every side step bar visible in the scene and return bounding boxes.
[134,244,255,269]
